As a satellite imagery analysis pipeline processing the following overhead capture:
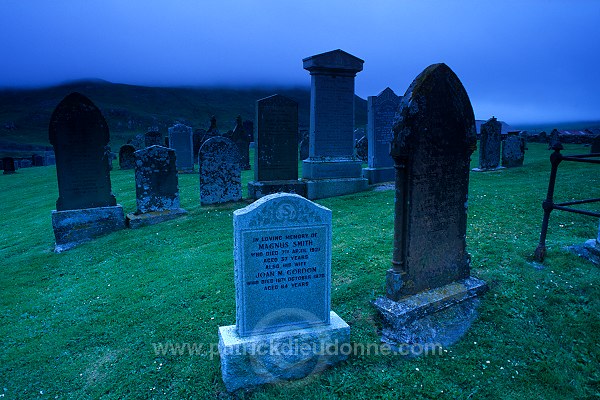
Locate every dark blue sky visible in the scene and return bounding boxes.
[1,0,599,124]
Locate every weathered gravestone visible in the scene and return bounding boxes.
[301,49,368,199]
[218,193,349,392]
[248,95,306,199]
[49,92,125,252]
[198,136,241,205]
[363,87,401,184]
[192,129,206,163]
[144,130,163,148]
[501,132,526,168]
[373,64,487,349]
[2,157,16,174]
[118,144,136,169]
[44,151,56,166]
[126,145,187,229]
[231,115,252,170]
[17,159,32,168]
[354,135,368,162]
[592,136,600,153]
[168,123,194,173]
[473,117,502,171]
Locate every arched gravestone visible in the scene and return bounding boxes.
[49,92,125,252]
[126,145,187,228]
[49,92,116,211]
[374,63,487,349]
[119,144,136,169]
[474,117,502,171]
[199,137,241,205]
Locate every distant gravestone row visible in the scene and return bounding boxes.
[473,116,526,171]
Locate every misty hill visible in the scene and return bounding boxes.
[0,80,368,149]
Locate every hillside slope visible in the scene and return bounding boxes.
[0,80,368,149]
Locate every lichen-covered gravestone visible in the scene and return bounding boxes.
[474,117,502,171]
[501,133,525,168]
[373,64,487,349]
[248,94,306,199]
[198,136,241,205]
[218,193,349,392]
[363,87,401,184]
[49,92,125,252]
[126,145,187,228]
[168,123,194,173]
[118,144,136,169]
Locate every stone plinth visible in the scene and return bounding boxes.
[126,209,187,229]
[219,311,349,392]
[52,205,126,253]
[248,180,307,199]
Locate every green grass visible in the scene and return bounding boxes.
[1,143,599,399]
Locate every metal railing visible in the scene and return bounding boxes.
[534,145,600,261]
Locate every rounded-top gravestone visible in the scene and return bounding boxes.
[49,92,116,211]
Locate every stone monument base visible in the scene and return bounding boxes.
[126,208,187,229]
[568,239,600,266]
[302,159,363,179]
[304,178,368,200]
[218,311,349,392]
[52,205,126,253]
[373,277,487,349]
[248,180,307,199]
[362,167,395,185]
[471,166,505,172]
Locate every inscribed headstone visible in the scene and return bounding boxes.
[133,146,181,213]
[198,136,241,205]
[387,63,477,298]
[233,193,332,336]
[168,123,194,173]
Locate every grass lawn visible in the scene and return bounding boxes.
[0,143,598,399]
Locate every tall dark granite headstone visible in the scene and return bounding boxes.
[49,92,125,252]
[363,87,401,184]
[474,117,502,171]
[168,123,194,173]
[198,136,242,205]
[118,144,136,170]
[373,64,487,349]
[231,116,251,170]
[501,133,525,168]
[2,157,16,174]
[126,145,187,228]
[248,95,306,199]
[193,129,206,163]
[144,130,163,148]
[301,49,368,199]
